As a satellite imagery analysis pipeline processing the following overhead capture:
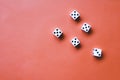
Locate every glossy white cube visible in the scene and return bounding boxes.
[52,28,63,38]
[70,10,80,20]
[93,48,102,57]
[70,37,80,47]
[81,23,91,32]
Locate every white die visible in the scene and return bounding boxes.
[70,10,80,20]
[93,48,102,57]
[52,28,63,38]
[81,23,91,32]
[71,37,80,47]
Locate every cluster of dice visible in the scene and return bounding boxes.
[52,10,102,58]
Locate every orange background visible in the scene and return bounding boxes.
[0,0,120,80]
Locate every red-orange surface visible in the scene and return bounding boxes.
[0,0,120,80]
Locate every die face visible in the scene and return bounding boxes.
[70,10,80,20]
[93,48,102,57]
[53,28,63,38]
[81,23,91,32]
[71,37,80,47]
